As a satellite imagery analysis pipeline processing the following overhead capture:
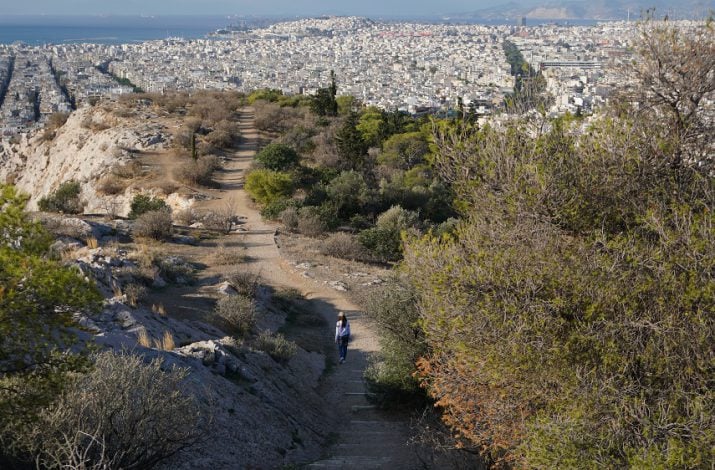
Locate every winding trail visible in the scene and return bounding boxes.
[196,108,424,469]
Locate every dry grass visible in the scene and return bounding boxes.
[85,236,99,249]
[124,283,147,308]
[96,175,130,195]
[153,180,181,196]
[152,303,167,316]
[154,331,176,350]
[137,328,152,348]
[208,243,248,265]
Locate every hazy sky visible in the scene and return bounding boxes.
[0,0,508,17]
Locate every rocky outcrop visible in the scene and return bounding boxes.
[0,105,171,215]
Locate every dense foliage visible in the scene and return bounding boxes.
[0,185,102,465]
[403,23,714,468]
[248,90,456,262]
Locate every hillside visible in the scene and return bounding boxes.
[0,96,466,468]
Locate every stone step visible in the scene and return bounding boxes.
[306,456,392,469]
[350,404,377,412]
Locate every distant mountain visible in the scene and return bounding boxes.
[453,0,714,20]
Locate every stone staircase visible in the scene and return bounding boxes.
[307,360,424,470]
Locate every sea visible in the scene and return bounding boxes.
[0,15,604,46]
[0,16,235,45]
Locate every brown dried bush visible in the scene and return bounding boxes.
[132,210,173,240]
[319,232,370,261]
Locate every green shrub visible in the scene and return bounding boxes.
[244,169,294,206]
[215,295,256,338]
[260,198,300,220]
[132,210,173,240]
[255,143,299,171]
[128,194,168,219]
[376,205,420,231]
[363,277,426,408]
[359,227,402,262]
[37,181,84,214]
[254,331,297,363]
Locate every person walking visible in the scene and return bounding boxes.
[335,311,350,364]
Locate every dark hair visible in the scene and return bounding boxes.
[338,312,347,327]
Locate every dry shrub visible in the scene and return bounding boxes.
[320,232,370,261]
[124,283,147,307]
[156,256,195,285]
[153,180,181,196]
[36,214,92,240]
[174,156,221,187]
[296,210,326,237]
[226,271,260,298]
[173,207,196,226]
[133,210,173,240]
[96,175,128,195]
[209,243,247,265]
[279,207,299,232]
[27,351,203,469]
[199,210,233,233]
[214,295,256,338]
[112,161,144,179]
[254,331,297,363]
[152,303,167,316]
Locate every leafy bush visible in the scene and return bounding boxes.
[406,30,715,466]
[37,181,84,214]
[244,169,294,206]
[358,227,402,262]
[363,277,426,407]
[376,205,419,231]
[128,194,168,219]
[25,352,203,469]
[254,331,297,363]
[215,295,256,338]
[320,232,370,261]
[255,143,299,171]
[325,171,371,220]
[132,210,173,240]
[260,198,299,220]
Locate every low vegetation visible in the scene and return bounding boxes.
[215,295,256,338]
[254,331,298,364]
[38,180,84,214]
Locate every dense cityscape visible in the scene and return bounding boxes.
[0,16,663,135]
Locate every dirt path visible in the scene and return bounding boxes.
[194,108,424,469]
